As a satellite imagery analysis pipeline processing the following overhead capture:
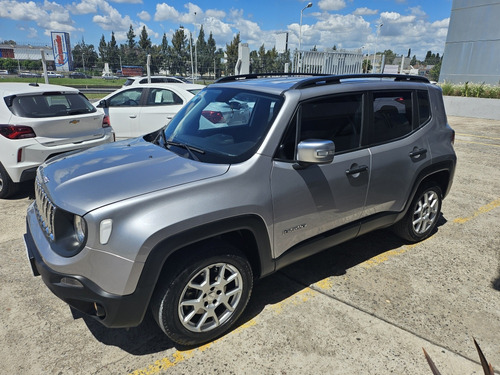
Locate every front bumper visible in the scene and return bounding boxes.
[24,220,151,328]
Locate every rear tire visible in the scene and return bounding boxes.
[393,184,442,243]
[0,164,18,199]
[151,242,253,346]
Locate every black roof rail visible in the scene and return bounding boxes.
[214,72,327,84]
[290,73,430,89]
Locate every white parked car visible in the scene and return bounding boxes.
[96,83,204,139]
[0,82,114,198]
[123,75,192,86]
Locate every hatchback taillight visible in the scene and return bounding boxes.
[0,124,36,139]
[102,115,111,128]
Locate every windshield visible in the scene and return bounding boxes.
[160,87,283,164]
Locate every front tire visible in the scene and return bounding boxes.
[151,242,253,346]
[393,184,442,243]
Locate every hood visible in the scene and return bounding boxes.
[38,137,229,214]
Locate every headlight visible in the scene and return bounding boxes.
[74,215,87,244]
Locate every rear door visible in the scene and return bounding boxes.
[363,90,432,216]
[271,93,370,258]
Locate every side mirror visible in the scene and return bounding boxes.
[296,139,335,166]
[98,99,109,108]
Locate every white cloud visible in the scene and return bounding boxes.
[137,10,150,22]
[318,0,346,12]
[154,3,180,22]
[353,7,378,16]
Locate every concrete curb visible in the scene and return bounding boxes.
[443,96,500,120]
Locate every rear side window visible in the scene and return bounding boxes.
[7,93,96,118]
[371,91,412,144]
[417,90,431,127]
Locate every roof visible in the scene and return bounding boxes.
[0,82,79,96]
[211,73,430,95]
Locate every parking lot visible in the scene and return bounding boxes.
[1,115,499,374]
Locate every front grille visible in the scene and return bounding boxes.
[34,180,57,241]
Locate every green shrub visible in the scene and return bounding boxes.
[439,81,499,99]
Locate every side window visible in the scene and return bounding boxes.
[371,91,412,144]
[417,90,431,127]
[108,88,143,107]
[146,88,183,106]
[276,94,363,161]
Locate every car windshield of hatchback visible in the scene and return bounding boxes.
[7,93,96,118]
[157,87,283,164]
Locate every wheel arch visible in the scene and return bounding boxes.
[133,214,274,316]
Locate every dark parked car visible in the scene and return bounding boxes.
[69,72,91,79]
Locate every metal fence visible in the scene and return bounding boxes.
[293,49,364,75]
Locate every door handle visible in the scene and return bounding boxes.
[409,148,427,158]
[345,165,368,176]
[129,114,137,118]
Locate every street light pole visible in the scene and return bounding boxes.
[298,2,313,71]
[298,2,313,53]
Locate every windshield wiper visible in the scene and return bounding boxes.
[165,140,205,161]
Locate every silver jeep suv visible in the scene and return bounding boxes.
[25,74,456,346]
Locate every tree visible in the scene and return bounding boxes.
[98,35,107,66]
[410,55,417,66]
[382,49,396,64]
[108,32,120,71]
[170,27,188,75]
[196,25,209,76]
[429,61,442,81]
[207,32,217,77]
[127,25,136,49]
[73,38,98,71]
[139,26,152,52]
[225,33,240,75]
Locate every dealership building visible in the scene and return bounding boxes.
[439,0,500,85]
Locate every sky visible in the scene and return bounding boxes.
[0,0,453,60]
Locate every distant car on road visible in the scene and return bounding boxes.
[47,71,64,78]
[18,71,41,78]
[96,82,204,139]
[102,72,120,80]
[0,70,8,75]
[69,72,91,79]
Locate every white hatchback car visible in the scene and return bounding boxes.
[0,82,114,198]
[123,75,192,86]
[95,83,204,140]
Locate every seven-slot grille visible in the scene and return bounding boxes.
[34,179,57,241]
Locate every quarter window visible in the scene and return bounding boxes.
[371,91,412,144]
[417,90,431,127]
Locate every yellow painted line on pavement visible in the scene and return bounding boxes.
[361,243,419,269]
[454,140,500,147]
[129,286,321,374]
[456,133,500,141]
[453,198,500,224]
